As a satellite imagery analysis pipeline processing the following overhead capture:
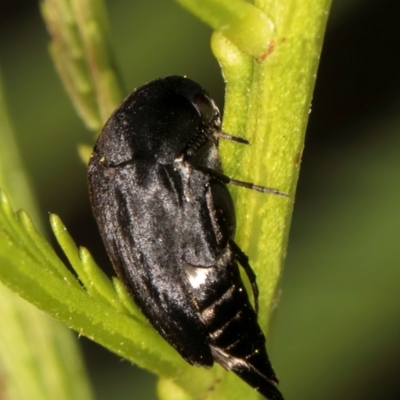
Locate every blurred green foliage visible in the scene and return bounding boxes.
[1,0,399,399]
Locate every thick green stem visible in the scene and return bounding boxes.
[213,0,332,332]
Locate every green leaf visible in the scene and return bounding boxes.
[174,0,274,59]
[40,0,123,132]
[0,190,190,379]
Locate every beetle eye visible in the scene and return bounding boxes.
[193,94,220,125]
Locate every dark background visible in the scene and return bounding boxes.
[1,0,400,399]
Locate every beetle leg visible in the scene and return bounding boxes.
[229,240,259,314]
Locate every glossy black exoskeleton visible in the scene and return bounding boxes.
[88,76,285,400]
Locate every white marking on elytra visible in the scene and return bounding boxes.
[183,263,211,289]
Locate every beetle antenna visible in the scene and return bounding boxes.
[229,179,289,197]
[189,164,289,197]
[214,132,249,144]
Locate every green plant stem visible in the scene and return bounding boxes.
[213,0,332,332]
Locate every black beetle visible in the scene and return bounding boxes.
[88,76,285,400]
